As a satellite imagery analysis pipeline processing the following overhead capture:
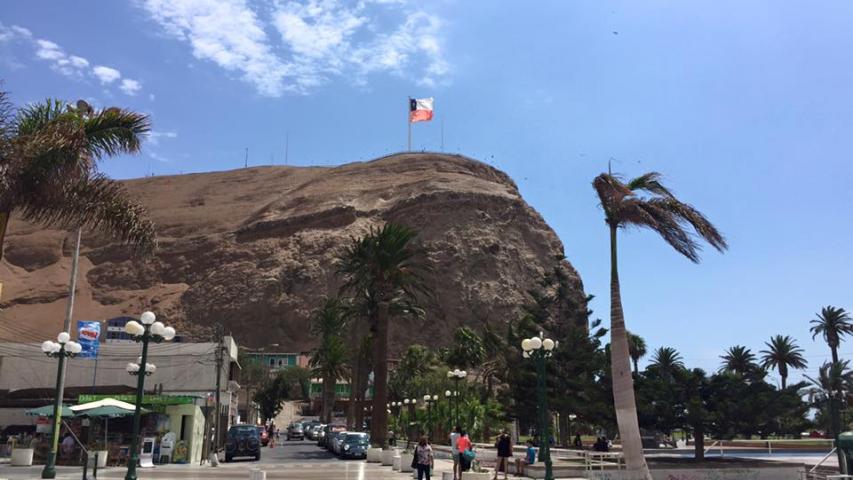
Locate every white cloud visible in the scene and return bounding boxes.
[147,130,178,146]
[138,0,450,96]
[93,65,122,84]
[120,78,142,95]
[149,151,171,163]
[1,22,143,96]
[149,93,156,101]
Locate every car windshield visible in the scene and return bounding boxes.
[230,426,258,437]
[344,433,369,445]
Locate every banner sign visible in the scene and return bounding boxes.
[77,394,197,405]
[77,321,101,359]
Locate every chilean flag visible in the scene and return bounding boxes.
[409,97,434,123]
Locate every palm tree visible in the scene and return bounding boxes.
[810,306,853,364]
[627,332,647,375]
[337,223,430,447]
[593,171,727,479]
[309,297,349,423]
[719,345,759,375]
[0,95,156,261]
[806,360,853,440]
[648,347,684,374]
[759,335,807,389]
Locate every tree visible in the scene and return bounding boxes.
[806,361,853,436]
[647,347,684,376]
[337,223,430,448]
[238,352,269,424]
[442,326,485,370]
[593,171,727,480]
[0,95,155,261]
[810,306,853,364]
[627,332,647,375]
[719,345,760,376]
[309,297,349,423]
[253,366,312,421]
[759,335,807,389]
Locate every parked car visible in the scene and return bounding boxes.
[287,422,305,440]
[338,432,369,459]
[225,424,261,462]
[322,424,347,450]
[330,430,347,454]
[257,426,270,446]
[306,423,323,440]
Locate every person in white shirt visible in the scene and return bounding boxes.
[449,425,461,480]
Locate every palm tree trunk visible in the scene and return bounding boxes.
[632,358,639,375]
[780,374,786,390]
[0,210,9,262]
[347,360,359,429]
[831,344,839,365]
[323,374,336,423]
[608,225,652,480]
[370,300,390,448]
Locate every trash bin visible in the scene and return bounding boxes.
[836,432,853,473]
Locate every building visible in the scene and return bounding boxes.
[245,351,310,372]
[0,336,241,463]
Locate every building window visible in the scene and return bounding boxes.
[269,358,274,367]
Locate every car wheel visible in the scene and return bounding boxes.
[225,455,232,463]
[255,454,261,461]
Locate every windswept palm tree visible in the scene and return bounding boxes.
[627,332,647,375]
[593,171,727,479]
[0,95,156,261]
[806,360,853,441]
[648,347,684,374]
[337,223,430,447]
[810,306,853,364]
[309,297,349,423]
[760,335,807,389]
[719,345,759,375]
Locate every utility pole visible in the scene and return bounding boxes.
[244,148,248,168]
[213,323,224,461]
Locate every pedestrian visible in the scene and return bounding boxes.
[573,434,583,449]
[449,425,461,480]
[414,435,434,480]
[494,429,511,480]
[60,432,75,460]
[457,430,473,472]
[268,423,276,448]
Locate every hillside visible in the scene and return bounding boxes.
[0,153,585,351]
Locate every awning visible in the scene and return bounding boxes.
[71,398,137,412]
[76,405,143,418]
[25,405,74,417]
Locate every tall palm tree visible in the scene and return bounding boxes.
[719,345,759,375]
[337,223,429,447]
[593,171,727,479]
[648,347,684,374]
[0,95,156,261]
[759,335,807,389]
[810,306,853,364]
[309,297,349,423]
[627,332,647,375]
[806,360,853,441]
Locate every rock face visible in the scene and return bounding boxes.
[0,153,585,351]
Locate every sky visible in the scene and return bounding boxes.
[1,0,852,385]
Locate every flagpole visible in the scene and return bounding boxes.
[407,97,412,151]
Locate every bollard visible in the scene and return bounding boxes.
[249,468,267,480]
[93,451,98,479]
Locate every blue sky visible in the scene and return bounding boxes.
[2,1,852,384]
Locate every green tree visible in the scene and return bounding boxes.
[442,326,485,370]
[810,306,853,364]
[238,352,269,424]
[593,171,727,480]
[337,223,430,447]
[719,345,760,375]
[627,332,647,375]
[759,335,807,389]
[310,297,349,423]
[647,347,684,377]
[253,366,312,421]
[0,95,155,261]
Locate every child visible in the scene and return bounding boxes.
[515,440,536,476]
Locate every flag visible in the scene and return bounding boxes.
[77,320,101,359]
[409,97,434,123]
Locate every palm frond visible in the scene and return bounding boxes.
[85,107,150,158]
[627,172,675,198]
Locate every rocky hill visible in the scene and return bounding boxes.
[0,153,585,352]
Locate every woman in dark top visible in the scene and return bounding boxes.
[494,429,512,480]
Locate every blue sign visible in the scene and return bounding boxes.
[77,321,101,359]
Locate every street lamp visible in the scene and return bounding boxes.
[423,394,437,440]
[124,312,175,480]
[522,333,557,480]
[40,333,82,479]
[568,414,577,448]
[446,369,466,427]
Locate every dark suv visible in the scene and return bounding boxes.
[287,422,304,440]
[339,432,370,459]
[225,424,261,462]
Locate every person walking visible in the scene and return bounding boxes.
[457,430,473,472]
[450,425,461,480]
[414,435,434,480]
[267,423,276,448]
[494,429,511,480]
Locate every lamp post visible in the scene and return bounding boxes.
[568,414,577,448]
[423,394,437,440]
[123,311,175,480]
[446,369,466,427]
[522,333,556,480]
[40,333,82,479]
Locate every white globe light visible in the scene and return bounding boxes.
[523,351,530,359]
[530,337,542,350]
[460,371,467,378]
[387,409,392,414]
[151,322,165,336]
[404,399,410,404]
[424,394,430,401]
[140,311,156,325]
[543,338,555,351]
[125,320,142,335]
[432,395,438,401]
[137,356,143,364]
[521,339,532,351]
[126,363,139,373]
[57,332,70,344]
[162,326,176,341]
[146,363,156,373]
[446,371,454,378]
[52,342,62,353]
[412,399,417,404]
[42,341,55,353]
[445,390,451,397]
[69,342,82,354]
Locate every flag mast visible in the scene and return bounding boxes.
[407,96,412,151]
